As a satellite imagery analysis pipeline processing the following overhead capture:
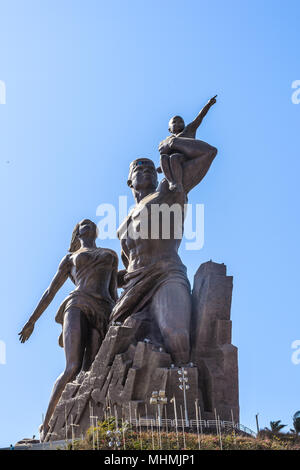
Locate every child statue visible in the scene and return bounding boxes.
[158,95,217,191]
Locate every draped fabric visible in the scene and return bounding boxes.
[110,258,190,324]
[55,292,113,347]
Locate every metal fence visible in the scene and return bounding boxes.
[127,417,256,437]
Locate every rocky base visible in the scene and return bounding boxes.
[45,323,204,441]
[45,261,239,442]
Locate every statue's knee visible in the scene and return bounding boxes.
[169,153,181,162]
[170,153,184,166]
[209,146,218,161]
[65,362,80,380]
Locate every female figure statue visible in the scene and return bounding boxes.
[19,219,118,439]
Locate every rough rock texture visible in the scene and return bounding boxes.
[45,261,239,441]
[191,261,239,422]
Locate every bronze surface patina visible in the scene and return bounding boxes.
[19,98,240,442]
[110,127,217,364]
[157,95,217,192]
[19,219,118,440]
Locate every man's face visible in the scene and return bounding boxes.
[129,160,158,191]
[168,116,185,135]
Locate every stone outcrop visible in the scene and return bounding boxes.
[191,261,239,422]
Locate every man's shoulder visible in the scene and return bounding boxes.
[156,178,169,196]
[156,179,187,204]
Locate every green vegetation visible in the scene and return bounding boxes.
[65,418,300,451]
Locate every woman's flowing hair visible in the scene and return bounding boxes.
[68,219,99,253]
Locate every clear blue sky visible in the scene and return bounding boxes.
[0,0,300,446]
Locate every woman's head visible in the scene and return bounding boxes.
[69,219,98,252]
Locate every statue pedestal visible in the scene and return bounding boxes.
[45,261,239,441]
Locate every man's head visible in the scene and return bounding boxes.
[168,115,185,135]
[127,158,158,198]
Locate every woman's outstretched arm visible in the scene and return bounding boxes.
[19,254,71,342]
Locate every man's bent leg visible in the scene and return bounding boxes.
[151,282,191,364]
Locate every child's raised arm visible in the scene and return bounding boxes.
[185,95,217,135]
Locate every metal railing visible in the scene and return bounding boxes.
[128,417,256,437]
